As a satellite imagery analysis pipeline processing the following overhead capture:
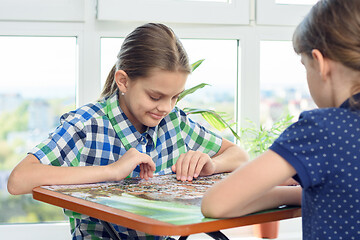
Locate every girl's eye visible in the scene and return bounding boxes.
[150,96,160,101]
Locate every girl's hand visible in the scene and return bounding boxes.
[171,150,215,181]
[108,148,155,181]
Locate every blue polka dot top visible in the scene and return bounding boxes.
[270,95,360,240]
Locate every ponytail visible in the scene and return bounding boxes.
[100,64,118,99]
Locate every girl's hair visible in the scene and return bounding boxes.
[293,0,360,108]
[101,23,191,98]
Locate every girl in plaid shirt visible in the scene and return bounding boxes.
[8,23,248,239]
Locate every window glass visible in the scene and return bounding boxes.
[260,41,316,128]
[100,38,124,88]
[0,36,76,223]
[180,39,238,141]
[100,38,238,141]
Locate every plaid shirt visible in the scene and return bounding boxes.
[31,91,222,240]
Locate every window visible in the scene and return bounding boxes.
[0,36,76,223]
[180,39,238,141]
[260,40,315,127]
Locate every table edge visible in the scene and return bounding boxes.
[33,186,301,236]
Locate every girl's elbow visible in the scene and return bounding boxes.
[7,179,20,195]
[201,197,231,219]
[201,204,221,219]
[7,170,26,195]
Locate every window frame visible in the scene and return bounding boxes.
[256,0,314,26]
[0,0,84,22]
[96,0,250,25]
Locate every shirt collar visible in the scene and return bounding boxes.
[339,93,360,111]
[103,91,158,150]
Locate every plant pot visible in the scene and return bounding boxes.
[253,221,280,239]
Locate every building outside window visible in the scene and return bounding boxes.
[0,36,76,223]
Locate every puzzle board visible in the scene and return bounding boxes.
[42,173,229,225]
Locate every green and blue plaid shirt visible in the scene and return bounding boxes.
[31,91,222,240]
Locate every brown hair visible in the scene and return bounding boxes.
[100,23,191,98]
[293,0,360,108]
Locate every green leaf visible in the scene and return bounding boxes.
[183,107,241,141]
[191,59,205,72]
[238,114,294,158]
[177,83,210,103]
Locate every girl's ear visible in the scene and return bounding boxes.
[312,49,330,81]
[114,70,129,93]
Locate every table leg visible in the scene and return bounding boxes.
[100,220,121,240]
[205,231,229,240]
[178,236,189,240]
[178,231,229,240]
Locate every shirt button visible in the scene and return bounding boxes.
[140,137,147,145]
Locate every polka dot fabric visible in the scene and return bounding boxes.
[270,99,360,240]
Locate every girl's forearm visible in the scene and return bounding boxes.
[212,144,249,174]
[202,150,299,219]
[202,186,301,219]
[7,154,113,195]
[229,186,302,217]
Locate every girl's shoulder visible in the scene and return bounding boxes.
[289,107,360,133]
[300,107,359,122]
[60,101,106,124]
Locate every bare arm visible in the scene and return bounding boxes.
[201,150,301,218]
[211,138,249,174]
[7,148,155,195]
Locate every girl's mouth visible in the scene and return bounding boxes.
[148,112,164,120]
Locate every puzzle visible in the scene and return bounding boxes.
[44,173,229,207]
[41,173,230,225]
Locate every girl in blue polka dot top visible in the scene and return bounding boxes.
[202,0,360,239]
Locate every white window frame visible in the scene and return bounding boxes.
[96,0,250,25]
[0,0,84,22]
[256,0,313,26]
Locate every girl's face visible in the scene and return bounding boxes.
[119,69,187,133]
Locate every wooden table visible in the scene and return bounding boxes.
[32,174,301,239]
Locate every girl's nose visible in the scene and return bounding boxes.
[157,99,174,113]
